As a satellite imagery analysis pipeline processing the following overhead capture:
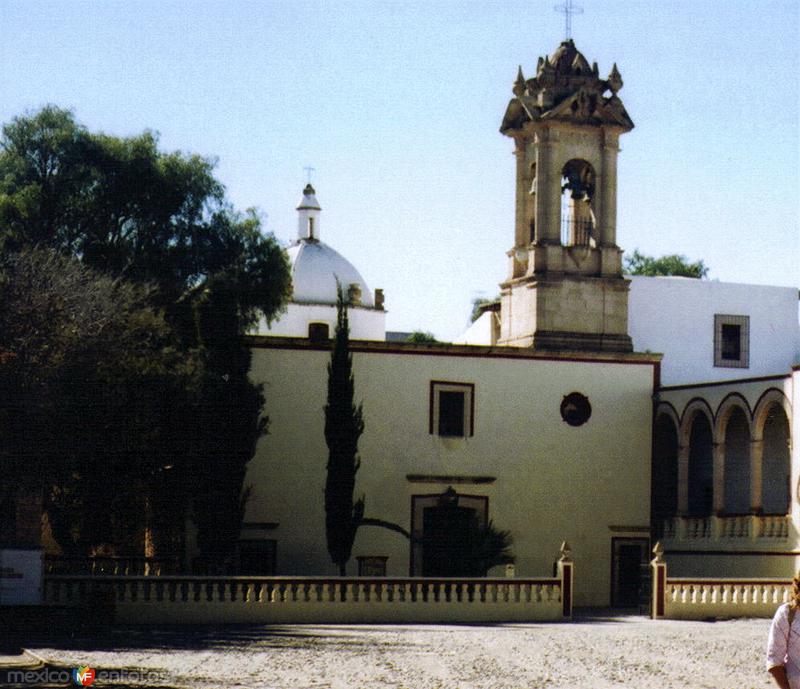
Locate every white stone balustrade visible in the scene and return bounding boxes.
[663,515,790,542]
[663,579,790,619]
[651,541,792,620]
[759,515,791,539]
[43,575,568,624]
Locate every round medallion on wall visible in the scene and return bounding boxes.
[561,392,591,427]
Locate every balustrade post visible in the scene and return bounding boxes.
[556,541,573,619]
[749,513,760,541]
[650,541,667,619]
[710,514,722,540]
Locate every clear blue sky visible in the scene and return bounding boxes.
[1,0,797,340]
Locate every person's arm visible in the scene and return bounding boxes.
[767,605,791,688]
[769,664,791,689]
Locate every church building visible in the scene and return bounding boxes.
[246,39,654,608]
[239,39,799,608]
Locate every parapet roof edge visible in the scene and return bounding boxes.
[245,335,662,366]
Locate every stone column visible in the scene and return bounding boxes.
[535,130,561,245]
[513,139,527,250]
[599,130,619,247]
[750,439,764,514]
[677,444,690,515]
[713,442,726,515]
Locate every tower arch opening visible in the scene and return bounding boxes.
[560,159,596,246]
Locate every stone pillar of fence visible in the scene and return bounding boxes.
[557,541,573,619]
[650,541,666,619]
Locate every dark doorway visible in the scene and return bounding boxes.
[611,538,649,608]
[422,504,479,577]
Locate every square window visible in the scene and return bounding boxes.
[429,381,474,437]
[714,315,749,368]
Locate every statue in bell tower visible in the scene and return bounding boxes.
[496,39,635,353]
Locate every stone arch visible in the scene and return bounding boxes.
[679,398,715,448]
[652,404,680,535]
[753,389,792,515]
[722,405,751,514]
[752,389,792,442]
[681,399,714,517]
[710,393,752,515]
[714,392,753,443]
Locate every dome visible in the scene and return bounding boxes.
[286,240,374,307]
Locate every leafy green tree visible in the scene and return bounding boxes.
[623,249,708,278]
[324,289,365,575]
[0,106,292,566]
[0,248,194,556]
[470,296,500,323]
[405,331,438,343]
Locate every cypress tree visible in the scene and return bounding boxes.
[324,288,364,575]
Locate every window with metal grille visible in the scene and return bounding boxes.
[714,315,749,368]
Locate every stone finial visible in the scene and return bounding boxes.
[513,66,526,97]
[607,63,623,94]
[374,288,385,310]
[651,541,664,564]
[347,283,362,305]
[559,540,572,562]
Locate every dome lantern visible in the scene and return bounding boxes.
[297,183,322,240]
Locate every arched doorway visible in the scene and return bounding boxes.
[687,412,713,516]
[762,405,791,515]
[723,407,751,514]
[652,412,679,538]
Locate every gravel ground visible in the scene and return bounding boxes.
[26,614,776,689]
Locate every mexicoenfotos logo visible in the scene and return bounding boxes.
[73,665,95,686]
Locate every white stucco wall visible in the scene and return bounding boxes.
[629,276,800,386]
[258,303,386,341]
[242,341,657,607]
[454,311,495,345]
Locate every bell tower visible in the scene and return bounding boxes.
[498,40,634,352]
